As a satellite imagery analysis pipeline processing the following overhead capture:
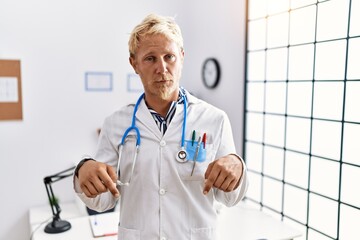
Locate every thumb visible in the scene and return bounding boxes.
[106,165,120,198]
[203,162,215,195]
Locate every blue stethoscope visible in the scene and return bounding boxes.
[116,92,188,186]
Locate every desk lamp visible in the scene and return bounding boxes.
[43,166,75,233]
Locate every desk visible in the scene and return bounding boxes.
[30,201,301,240]
[217,203,302,240]
[31,215,117,240]
[29,202,117,240]
[29,202,86,226]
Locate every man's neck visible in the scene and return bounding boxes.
[144,91,179,117]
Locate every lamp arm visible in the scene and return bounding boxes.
[42,166,75,234]
[43,167,75,218]
[43,179,61,219]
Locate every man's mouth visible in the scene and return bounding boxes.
[156,78,172,82]
[162,74,172,81]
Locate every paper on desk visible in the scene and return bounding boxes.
[89,212,119,238]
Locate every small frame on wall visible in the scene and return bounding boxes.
[0,59,23,120]
[85,72,113,92]
[127,73,143,92]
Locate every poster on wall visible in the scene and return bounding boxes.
[0,60,23,121]
[85,72,113,92]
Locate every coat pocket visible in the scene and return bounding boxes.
[177,143,215,181]
[118,226,140,240]
[191,227,216,240]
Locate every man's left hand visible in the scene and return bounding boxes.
[203,154,243,195]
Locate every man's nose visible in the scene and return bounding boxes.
[156,59,168,74]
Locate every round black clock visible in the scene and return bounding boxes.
[202,58,221,89]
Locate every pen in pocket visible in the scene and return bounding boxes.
[191,136,202,176]
[202,133,206,149]
[192,130,196,146]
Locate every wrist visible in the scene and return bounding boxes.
[229,154,244,189]
[75,158,95,177]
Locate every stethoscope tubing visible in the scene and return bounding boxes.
[116,90,188,185]
[120,92,145,146]
[180,93,187,148]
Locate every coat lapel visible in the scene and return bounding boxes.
[136,98,163,141]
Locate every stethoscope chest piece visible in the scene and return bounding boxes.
[176,149,188,163]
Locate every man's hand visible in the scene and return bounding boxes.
[78,160,120,198]
[203,154,243,195]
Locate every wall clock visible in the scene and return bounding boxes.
[202,58,221,89]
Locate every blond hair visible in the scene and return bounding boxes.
[128,13,184,57]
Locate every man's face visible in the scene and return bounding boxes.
[129,34,184,101]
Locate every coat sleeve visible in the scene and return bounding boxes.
[73,115,120,212]
[213,112,249,207]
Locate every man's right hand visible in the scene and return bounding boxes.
[78,160,120,198]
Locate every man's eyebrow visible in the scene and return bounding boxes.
[142,48,176,57]
[143,51,155,56]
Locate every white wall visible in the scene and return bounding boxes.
[0,1,245,239]
[179,1,246,154]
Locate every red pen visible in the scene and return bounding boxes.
[103,233,117,237]
[202,133,206,149]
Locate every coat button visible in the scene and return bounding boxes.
[160,140,166,146]
[159,189,166,195]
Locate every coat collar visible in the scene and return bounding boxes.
[131,88,201,141]
[182,88,201,106]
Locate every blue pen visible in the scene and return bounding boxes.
[191,136,202,176]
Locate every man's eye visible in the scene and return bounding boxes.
[145,56,155,62]
[166,55,176,61]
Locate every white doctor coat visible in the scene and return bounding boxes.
[74,90,248,240]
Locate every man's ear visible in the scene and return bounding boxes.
[129,57,138,74]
